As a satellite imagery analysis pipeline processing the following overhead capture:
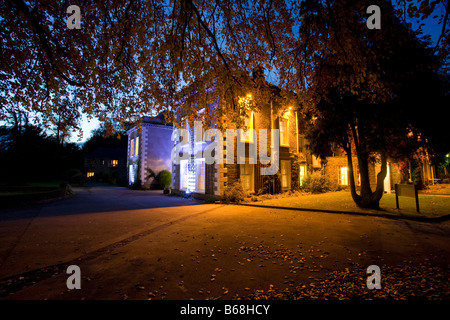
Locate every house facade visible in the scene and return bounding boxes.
[170,83,316,199]
[129,80,435,197]
[85,147,127,184]
[127,116,173,188]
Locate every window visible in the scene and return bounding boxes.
[129,165,135,184]
[279,118,288,146]
[195,158,205,193]
[281,160,291,190]
[180,159,189,190]
[339,166,348,186]
[240,164,254,192]
[135,136,139,156]
[312,155,321,168]
[130,139,134,157]
[299,165,307,186]
[87,172,94,178]
[298,135,306,154]
[240,111,255,143]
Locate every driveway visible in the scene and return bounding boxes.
[0,185,449,300]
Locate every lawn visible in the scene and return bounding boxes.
[0,182,72,208]
[247,190,450,220]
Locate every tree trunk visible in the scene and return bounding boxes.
[348,123,387,209]
[345,144,361,206]
[372,152,387,203]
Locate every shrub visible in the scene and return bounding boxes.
[64,168,87,185]
[157,170,172,190]
[222,181,245,203]
[257,173,281,195]
[302,171,337,193]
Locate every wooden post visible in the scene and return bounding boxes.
[395,184,399,209]
[415,185,420,213]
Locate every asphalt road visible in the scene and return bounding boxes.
[0,185,449,300]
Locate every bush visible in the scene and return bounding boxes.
[222,181,245,203]
[64,168,86,185]
[257,173,281,195]
[302,171,337,193]
[157,170,172,190]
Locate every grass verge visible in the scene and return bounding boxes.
[244,190,450,221]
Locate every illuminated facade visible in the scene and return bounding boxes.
[127,116,173,188]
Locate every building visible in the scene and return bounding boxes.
[127,116,173,188]
[130,76,435,198]
[170,76,315,200]
[85,147,127,184]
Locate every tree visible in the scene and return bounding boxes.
[0,119,83,183]
[81,126,128,156]
[2,0,449,207]
[294,0,449,208]
[2,0,448,122]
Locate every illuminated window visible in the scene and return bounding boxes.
[339,167,348,185]
[281,160,291,190]
[240,111,255,143]
[111,160,118,167]
[130,139,134,157]
[129,165,135,184]
[135,136,139,156]
[195,158,205,193]
[87,172,94,178]
[279,118,289,146]
[312,155,321,168]
[240,164,254,192]
[180,159,189,190]
[299,165,307,186]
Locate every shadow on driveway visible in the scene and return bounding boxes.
[0,184,206,221]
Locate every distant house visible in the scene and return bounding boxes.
[85,147,127,184]
[127,116,173,188]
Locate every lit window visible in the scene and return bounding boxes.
[135,136,139,156]
[87,172,94,178]
[130,139,134,157]
[281,160,291,190]
[129,165,135,184]
[339,167,348,186]
[299,165,307,186]
[312,155,321,168]
[279,118,289,146]
[111,160,118,167]
[195,158,205,193]
[180,159,189,190]
[240,164,254,192]
[240,111,255,143]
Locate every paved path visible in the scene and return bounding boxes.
[0,185,449,300]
